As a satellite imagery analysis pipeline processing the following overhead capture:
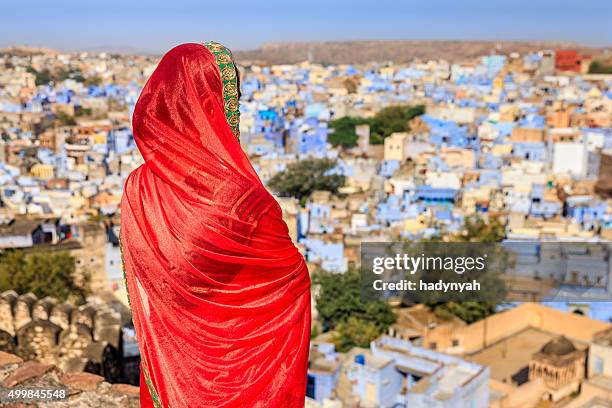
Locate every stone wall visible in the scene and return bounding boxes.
[0,291,123,383]
[424,302,611,354]
[70,222,109,292]
[0,351,139,407]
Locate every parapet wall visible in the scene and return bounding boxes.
[0,290,123,381]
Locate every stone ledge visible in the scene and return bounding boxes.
[3,361,56,387]
[0,350,139,408]
[61,372,105,392]
[0,351,23,367]
[110,383,140,397]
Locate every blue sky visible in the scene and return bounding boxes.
[1,0,610,53]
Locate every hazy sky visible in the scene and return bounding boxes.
[1,0,610,53]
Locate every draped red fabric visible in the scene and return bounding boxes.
[120,43,311,408]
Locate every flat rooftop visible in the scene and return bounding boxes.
[364,352,394,370]
[438,364,478,392]
[579,397,612,408]
[467,327,586,386]
[309,355,342,374]
[594,327,612,346]
[588,375,612,392]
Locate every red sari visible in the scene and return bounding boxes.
[120,42,311,408]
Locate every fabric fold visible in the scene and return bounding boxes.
[121,42,311,408]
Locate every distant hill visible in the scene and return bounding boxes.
[0,45,59,57]
[0,45,146,57]
[234,40,607,65]
[2,41,608,64]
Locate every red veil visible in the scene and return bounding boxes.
[120,43,311,408]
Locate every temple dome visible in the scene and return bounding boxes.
[540,336,576,356]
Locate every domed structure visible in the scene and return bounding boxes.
[528,335,586,393]
[540,336,576,357]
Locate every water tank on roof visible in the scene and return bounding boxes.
[354,354,365,365]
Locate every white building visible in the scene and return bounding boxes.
[553,142,588,177]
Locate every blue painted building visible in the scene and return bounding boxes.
[347,336,490,408]
[307,342,342,403]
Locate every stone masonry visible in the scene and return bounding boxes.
[0,291,123,383]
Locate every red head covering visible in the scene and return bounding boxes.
[120,43,311,408]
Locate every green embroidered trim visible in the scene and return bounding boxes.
[142,363,163,408]
[119,231,163,407]
[118,232,133,309]
[203,41,241,139]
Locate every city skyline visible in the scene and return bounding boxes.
[1,8,612,406]
[1,0,611,54]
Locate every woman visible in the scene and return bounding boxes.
[120,42,311,408]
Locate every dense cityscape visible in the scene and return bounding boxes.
[0,44,611,407]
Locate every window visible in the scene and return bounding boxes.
[429,342,437,350]
[305,374,316,399]
[595,357,604,375]
[452,339,460,347]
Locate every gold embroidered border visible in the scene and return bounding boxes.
[203,41,241,138]
[119,232,163,408]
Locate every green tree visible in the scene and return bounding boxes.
[75,106,93,117]
[343,78,358,94]
[459,215,506,242]
[55,111,76,126]
[588,61,612,74]
[328,116,369,147]
[332,317,381,351]
[328,105,425,147]
[311,324,320,340]
[430,216,506,322]
[369,105,425,144]
[0,250,89,303]
[433,301,497,324]
[27,67,53,86]
[268,158,344,203]
[413,216,507,323]
[314,268,396,351]
[54,68,72,81]
[84,76,102,87]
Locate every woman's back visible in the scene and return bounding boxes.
[120,42,311,408]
